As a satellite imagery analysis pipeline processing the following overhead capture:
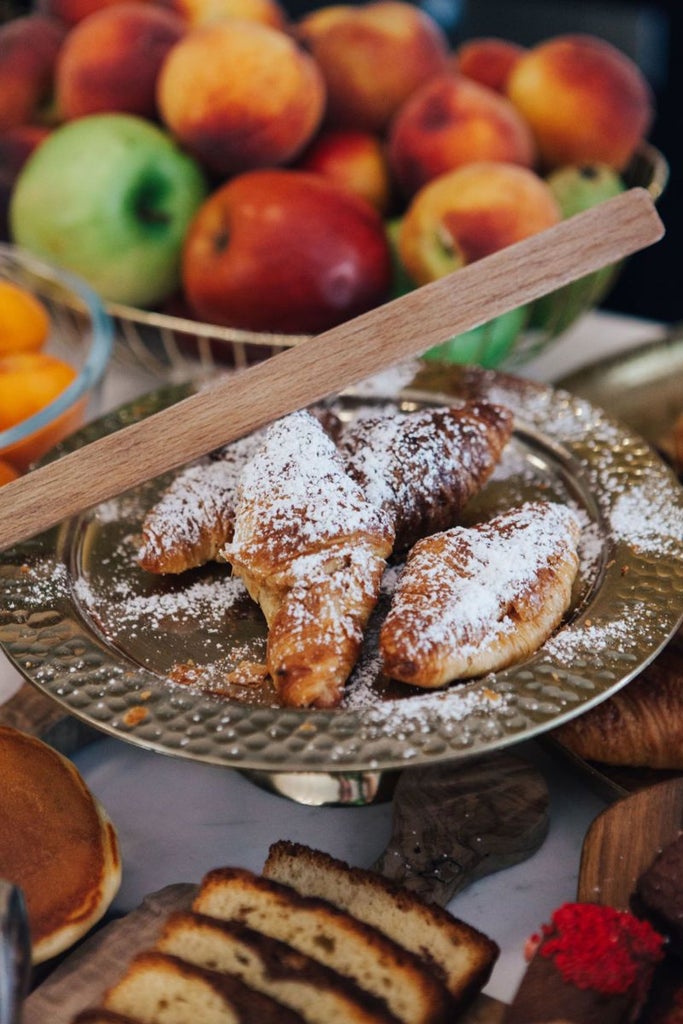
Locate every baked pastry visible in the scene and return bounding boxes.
[192,866,453,1024]
[380,501,581,687]
[263,840,498,1007]
[155,910,399,1023]
[222,410,395,708]
[102,950,305,1023]
[504,902,666,1024]
[0,725,121,964]
[338,401,513,552]
[137,431,264,575]
[552,628,683,769]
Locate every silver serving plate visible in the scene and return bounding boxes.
[0,365,681,784]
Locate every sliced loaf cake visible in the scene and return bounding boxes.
[155,910,400,1024]
[102,950,305,1024]
[192,867,453,1024]
[263,839,498,1006]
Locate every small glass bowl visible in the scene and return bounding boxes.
[0,244,114,470]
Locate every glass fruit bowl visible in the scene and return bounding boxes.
[0,244,114,470]
[105,142,667,385]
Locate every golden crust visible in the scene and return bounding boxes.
[339,401,513,552]
[380,502,581,687]
[0,726,121,964]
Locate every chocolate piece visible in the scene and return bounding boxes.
[633,833,683,958]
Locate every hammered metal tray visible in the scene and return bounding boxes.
[0,364,681,773]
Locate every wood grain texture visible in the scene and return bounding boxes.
[577,777,683,909]
[0,188,663,552]
[374,753,549,906]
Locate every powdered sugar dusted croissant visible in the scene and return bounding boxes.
[223,410,395,708]
[338,401,513,552]
[137,431,265,575]
[380,501,581,688]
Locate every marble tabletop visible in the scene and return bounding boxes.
[0,309,672,1004]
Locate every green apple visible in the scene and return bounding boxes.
[422,305,529,368]
[531,163,625,334]
[10,113,208,308]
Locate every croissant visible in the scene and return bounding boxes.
[552,627,683,769]
[137,431,264,575]
[338,401,513,552]
[223,410,395,708]
[137,407,343,576]
[380,501,581,688]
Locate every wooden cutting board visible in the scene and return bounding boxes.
[577,776,683,910]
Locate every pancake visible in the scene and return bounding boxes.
[0,726,121,964]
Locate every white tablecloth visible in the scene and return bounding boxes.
[0,309,670,1004]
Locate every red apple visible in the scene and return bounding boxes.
[294,129,393,215]
[182,169,393,334]
[55,2,186,121]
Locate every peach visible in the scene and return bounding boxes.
[36,0,158,26]
[388,72,536,198]
[0,124,50,240]
[0,14,67,132]
[157,20,325,177]
[397,161,561,285]
[157,0,287,30]
[452,36,526,94]
[506,34,654,170]
[294,129,393,215]
[296,0,449,134]
[55,2,186,121]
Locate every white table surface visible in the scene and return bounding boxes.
[0,309,671,1005]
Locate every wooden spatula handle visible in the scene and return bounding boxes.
[0,188,663,551]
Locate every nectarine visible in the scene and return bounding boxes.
[182,169,393,333]
[55,2,186,121]
[397,161,561,285]
[0,14,66,132]
[295,129,393,215]
[506,34,654,170]
[36,0,157,26]
[157,20,326,176]
[158,0,287,30]
[296,0,449,134]
[388,73,536,198]
[452,36,526,94]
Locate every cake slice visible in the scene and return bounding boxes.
[156,910,399,1024]
[192,866,452,1024]
[263,840,498,1007]
[102,950,305,1024]
[503,903,666,1024]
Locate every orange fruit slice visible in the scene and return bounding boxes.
[0,281,51,354]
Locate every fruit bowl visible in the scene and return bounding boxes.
[105,142,667,384]
[0,244,114,470]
